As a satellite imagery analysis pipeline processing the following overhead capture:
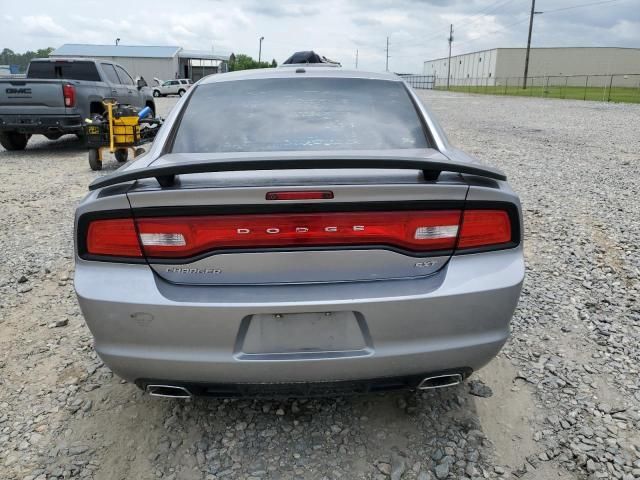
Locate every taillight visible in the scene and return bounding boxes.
[63,84,76,108]
[266,191,334,200]
[86,218,142,257]
[80,207,516,261]
[458,210,512,249]
[135,210,463,258]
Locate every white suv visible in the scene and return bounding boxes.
[152,79,192,97]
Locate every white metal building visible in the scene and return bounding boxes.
[50,44,229,82]
[424,47,640,86]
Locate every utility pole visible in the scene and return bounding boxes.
[355,49,359,69]
[385,37,389,72]
[523,0,542,89]
[447,24,453,90]
[258,36,264,63]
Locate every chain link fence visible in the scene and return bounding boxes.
[398,74,435,90]
[431,74,640,103]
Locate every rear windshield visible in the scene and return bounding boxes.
[27,61,101,81]
[171,78,429,153]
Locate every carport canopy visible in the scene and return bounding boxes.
[178,50,230,81]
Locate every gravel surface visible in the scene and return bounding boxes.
[0,92,638,480]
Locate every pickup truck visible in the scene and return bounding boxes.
[0,58,155,151]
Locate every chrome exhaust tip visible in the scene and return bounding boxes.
[417,373,463,390]
[146,384,192,399]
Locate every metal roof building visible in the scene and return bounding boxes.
[50,44,229,82]
[424,47,640,87]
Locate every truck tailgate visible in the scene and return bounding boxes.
[0,79,68,115]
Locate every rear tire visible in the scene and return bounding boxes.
[0,131,29,151]
[75,131,88,146]
[134,147,145,158]
[115,149,128,163]
[88,149,102,171]
[178,89,186,97]
[145,102,156,119]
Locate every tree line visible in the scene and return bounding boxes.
[1,48,276,73]
[1,48,54,72]
[228,54,277,71]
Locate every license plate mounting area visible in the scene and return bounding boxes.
[235,311,372,360]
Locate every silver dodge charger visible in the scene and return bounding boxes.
[74,67,524,398]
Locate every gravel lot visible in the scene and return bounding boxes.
[0,92,639,480]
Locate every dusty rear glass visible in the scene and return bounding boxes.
[171,78,429,153]
[27,61,101,81]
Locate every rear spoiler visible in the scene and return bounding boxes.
[88,156,507,191]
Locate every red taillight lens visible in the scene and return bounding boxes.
[86,218,142,257]
[266,191,334,200]
[81,208,516,261]
[458,210,512,249]
[135,210,463,258]
[63,84,76,108]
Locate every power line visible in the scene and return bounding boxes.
[434,0,520,41]
[391,15,530,58]
[453,16,530,48]
[393,0,522,50]
[541,0,622,14]
[448,0,625,52]
[453,0,520,32]
[388,0,628,67]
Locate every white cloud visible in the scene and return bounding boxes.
[21,15,68,37]
[1,0,638,73]
[614,19,640,41]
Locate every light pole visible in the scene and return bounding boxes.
[385,37,389,71]
[258,36,264,64]
[447,24,453,90]
[115,38,120,46]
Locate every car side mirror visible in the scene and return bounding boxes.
[137,79,146,89]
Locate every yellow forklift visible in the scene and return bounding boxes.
[84,99,160,171]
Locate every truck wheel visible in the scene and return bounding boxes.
[115,149,128,163]
[145,102,156,118]
[89,149,102,171]
[178,89,186,97]
[153,90,160,97]
[134,147,146,158]
[0,132,29,151]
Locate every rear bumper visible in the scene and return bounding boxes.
[0,114,83,134]
[137,369,473,397]
[75,248,524,386]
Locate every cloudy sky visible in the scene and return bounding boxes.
[2,0,639,72]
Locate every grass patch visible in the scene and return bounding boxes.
[436,84,640,104]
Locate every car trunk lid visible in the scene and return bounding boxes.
[126,167,470,285]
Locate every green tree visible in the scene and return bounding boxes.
[1,47,54,73]
[228,53,277,72]
[36,47,54,58]
[1,48,16,64]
